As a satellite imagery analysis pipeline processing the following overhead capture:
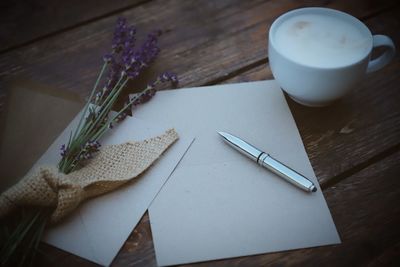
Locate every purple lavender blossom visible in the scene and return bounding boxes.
[60,144,68,157]
[123,30,162,79]
[114,99,131,123]
[159,71,178,84]
[60,18,178,175]
[105,56,122,91]
[128,71,178,110]
[76,140,101,161]
[88,140,101,150]
[101,19,137,101]
[121,25,137,67]
[103,19,165,94]
[98,19,179,126]
[112,18,128,53]
[115,112,129,123]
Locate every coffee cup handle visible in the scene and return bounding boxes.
[367,35,396,73]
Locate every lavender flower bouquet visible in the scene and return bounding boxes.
[0,18,177,267]
[60,18,177,174]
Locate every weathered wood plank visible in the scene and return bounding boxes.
[223,7,400,186]
[112,213,157,266]
[0,0,147,52]
[0,0,396,97]
[6,1,399,266]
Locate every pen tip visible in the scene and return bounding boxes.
[218,132,229,139]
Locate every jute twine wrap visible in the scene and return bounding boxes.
[0,129,178,223]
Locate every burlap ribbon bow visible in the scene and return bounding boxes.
[0,129,178,223]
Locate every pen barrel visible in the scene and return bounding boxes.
[259,153,317,192]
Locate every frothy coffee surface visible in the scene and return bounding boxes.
[274,13,371,68]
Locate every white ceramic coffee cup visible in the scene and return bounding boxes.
[268,7,395,107]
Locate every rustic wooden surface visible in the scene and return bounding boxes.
[0,0,147,52]
[1,0,399,266]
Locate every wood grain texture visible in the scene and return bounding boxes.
[1,0,399,266]
[0,0,146,52]
[0,0,396,97]
[223,7,400,186]
[112,213,157,267]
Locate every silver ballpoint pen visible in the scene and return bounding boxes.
[218,132,317,193]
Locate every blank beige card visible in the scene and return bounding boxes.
[132,80,341,266]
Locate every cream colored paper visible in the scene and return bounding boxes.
[131,80,341,266]
[32,108,194,266]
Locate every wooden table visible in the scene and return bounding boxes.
[1,0,399,266]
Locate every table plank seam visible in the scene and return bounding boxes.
[0,0,153,55]
[321,142,400,190]
[203,58,268,86]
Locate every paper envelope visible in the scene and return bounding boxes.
[0,82,82,191]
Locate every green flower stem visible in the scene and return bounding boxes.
[72,62,107,142]
[92,80,161,141]
[91,92,142,141]
[75,80,127,147]
[65,77,129,174]
[59,63,108,173]
[95,74,124,114]
[0,210,40,265]
[59,75,128,173]
[80,75,127,139]
[18,210,47,267]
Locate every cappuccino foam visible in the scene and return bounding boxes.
[273,13,371,68]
